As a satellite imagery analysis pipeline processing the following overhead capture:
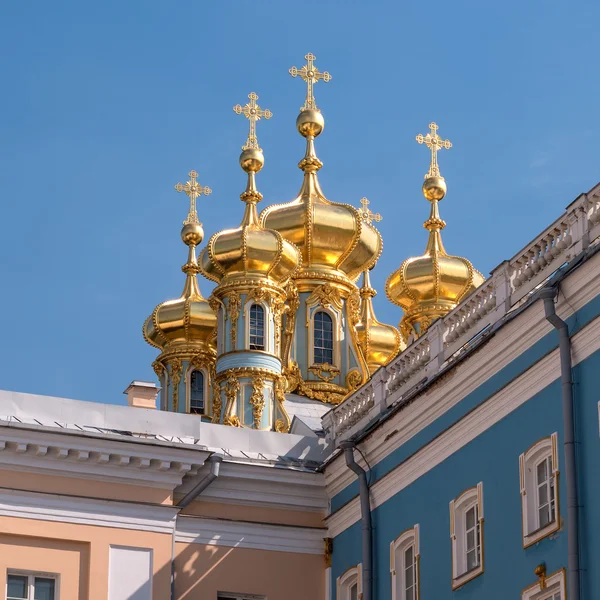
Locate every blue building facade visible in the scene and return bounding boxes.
[325,210,600,600]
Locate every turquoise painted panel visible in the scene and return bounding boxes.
[330,293,600,512]
[216,351,281,374]
[332,374,570,599]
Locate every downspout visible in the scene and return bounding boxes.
[540,287,581,600]
[171,453,223,600]
[340,441,372,600]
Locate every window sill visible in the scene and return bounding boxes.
[523,519,560,548]
[452,564,483,590]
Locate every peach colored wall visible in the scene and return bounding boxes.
[181,499,325,528]
[0,469,173,504]
[175,542,325,600]
[0,533,89,599]
[0,516,172,600]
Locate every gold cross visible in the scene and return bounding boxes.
[233,92,272,150]
[416,122,452,178]
[174,170,211,225]
[358,197,382,225]
[289,52,332,111]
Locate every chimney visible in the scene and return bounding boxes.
[123,381,160,409]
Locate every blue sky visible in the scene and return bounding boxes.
[0,1,598,405]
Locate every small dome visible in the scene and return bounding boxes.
[143,195,217,354]
[143,279,217,353]
[354,270,403,374]
[386,176,484,339]
[199,149,300,286]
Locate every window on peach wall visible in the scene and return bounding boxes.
[7,572,57,600]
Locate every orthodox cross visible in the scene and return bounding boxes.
[416,122,452,178]
[233,92,272,150]
[174,170,211,225]
[289,52,332,111]
[358,197,382,225]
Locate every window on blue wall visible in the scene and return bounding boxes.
[403,545,417,600]
[520,433,559,546]
[450,483,484,588]
[536,456,556,527]
[190,370,204,414]
[249,304,265,351]
[464,503,480,571]
[313,311,333,364]
[391,525,419,600]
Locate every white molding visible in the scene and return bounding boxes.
[522,569,566,600]
[325,252,600,501]
[0,424,210,488]
[0,488,177,534]
[176,461,328,512]
[327,313,600,538]
[176,515,325,554]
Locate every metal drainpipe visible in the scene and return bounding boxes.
[540,287,581,600]
[340,441,372,600]
[171,453,223,600]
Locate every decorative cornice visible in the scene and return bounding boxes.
[0,422,210,488]
[176,515,326,554]
[0,488,177,534]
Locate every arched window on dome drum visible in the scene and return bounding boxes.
[249,304,265,351]
[189,370,205,414]
[314,311,334,365]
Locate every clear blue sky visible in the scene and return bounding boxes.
[0,1,598,405]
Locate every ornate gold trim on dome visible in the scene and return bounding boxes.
[143,169,218,359]
[260,53,382,284]
[199,92,301,287]
[385,122,484,341]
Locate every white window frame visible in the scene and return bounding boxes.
[6,570,59,600]
[309,307,340,368]
[336,563,362,600]
[521,568,565,600]
[450,482,484,589]
[185,365,209,416]
[244,300,271,354]
[519,433,560,547]
[390,524,420,600]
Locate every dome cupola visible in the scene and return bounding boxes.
[386,123,484,340]
[199,93,300,289]
[143,170,217,354]
[355,268,404,374]
[260,53,382,285]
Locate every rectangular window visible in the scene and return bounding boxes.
[403,545,416,600]
[536,456,556,528]
[450,483,484,589]
[7,573,56,600]
[464,504,480,571]
[520,434,560,546]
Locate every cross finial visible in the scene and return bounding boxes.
[174,170,212,225]
[289,52,332,111]
[416,122,452,178]
[358,197,382,225]
[233,92,272,150]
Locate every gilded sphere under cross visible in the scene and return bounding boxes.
[422,176,447,201]
[181,222,204,246]
[296,109,324,138]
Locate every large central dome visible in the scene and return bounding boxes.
[260,109,382,283]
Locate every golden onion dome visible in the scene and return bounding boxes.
[386,175,484,339]
[355,269,404,374]
[143,171,217,353]
[199,131,300,286]
[260,107,382,283]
